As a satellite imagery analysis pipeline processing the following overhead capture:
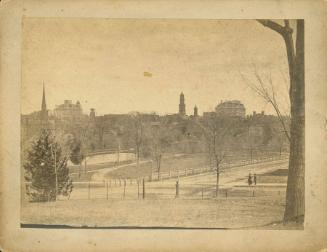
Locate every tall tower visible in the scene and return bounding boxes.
[179,92,186,115]
[40,83,48,121]
[194,105,198,117]
[90,108,96,120]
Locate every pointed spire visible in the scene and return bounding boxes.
[41,82,48,121]
[41,82,47,111]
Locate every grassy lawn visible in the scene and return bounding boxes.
[69,159,133,174]
[21,185,300,229]
[258,169,288,184]
[104,161,153,179]
[104,153,208,179]
[21,197,283,229]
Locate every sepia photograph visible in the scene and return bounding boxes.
[20,18,305,230]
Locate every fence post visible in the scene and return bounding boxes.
[123,180,126,199]
[106,181,108,200]
[142,179,145,199]
[138,180,140,199]
[225,190,228,198]
[84,158,87,174]
[201,186,204,200]
[88,182,91,200]
[175,181,179,198]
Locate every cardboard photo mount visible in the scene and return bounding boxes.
[1,0,327,251]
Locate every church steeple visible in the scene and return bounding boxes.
[179,92,186,115]
[41,83,48,121]
[41,83,46,111]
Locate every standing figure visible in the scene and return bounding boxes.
[254,173,257,185]
[175,180,179,198]
[248,173,252,186]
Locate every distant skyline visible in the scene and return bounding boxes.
[22,18,291,116]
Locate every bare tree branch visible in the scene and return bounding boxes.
[257,19,295,101]
[240,67,291,142]
[257,19,286,36]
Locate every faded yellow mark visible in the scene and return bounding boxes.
[143,71,152,77]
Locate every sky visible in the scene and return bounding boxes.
[22,18,291,116]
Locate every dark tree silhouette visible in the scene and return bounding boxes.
[24,130,73,202]
[69,138,85,165]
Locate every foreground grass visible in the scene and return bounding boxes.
[21,190,301,229]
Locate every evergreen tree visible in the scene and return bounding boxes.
[69,138,85,165]
[24,130,73,201]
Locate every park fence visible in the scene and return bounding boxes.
[68,177,286,201]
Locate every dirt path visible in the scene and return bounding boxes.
[168,159,288,188]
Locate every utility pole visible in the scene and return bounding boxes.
[142,178,145,199]
[248,125,253,163]
[54,148,58,201]
[216,167,219,198]
[117,139,120,166]
[251,144,253,164]
[150,160,153,181]
[84,153,87,174]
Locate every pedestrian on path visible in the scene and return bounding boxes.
[248,173,252,186]
[175,180,179,198]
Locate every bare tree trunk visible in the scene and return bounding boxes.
[157,154,162,180]
[284,20,305,222]
[214,155,220,198]
[209,145,213,170]
[216,163,220,198]
[136,145,140,167]
[257,20,305,222]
